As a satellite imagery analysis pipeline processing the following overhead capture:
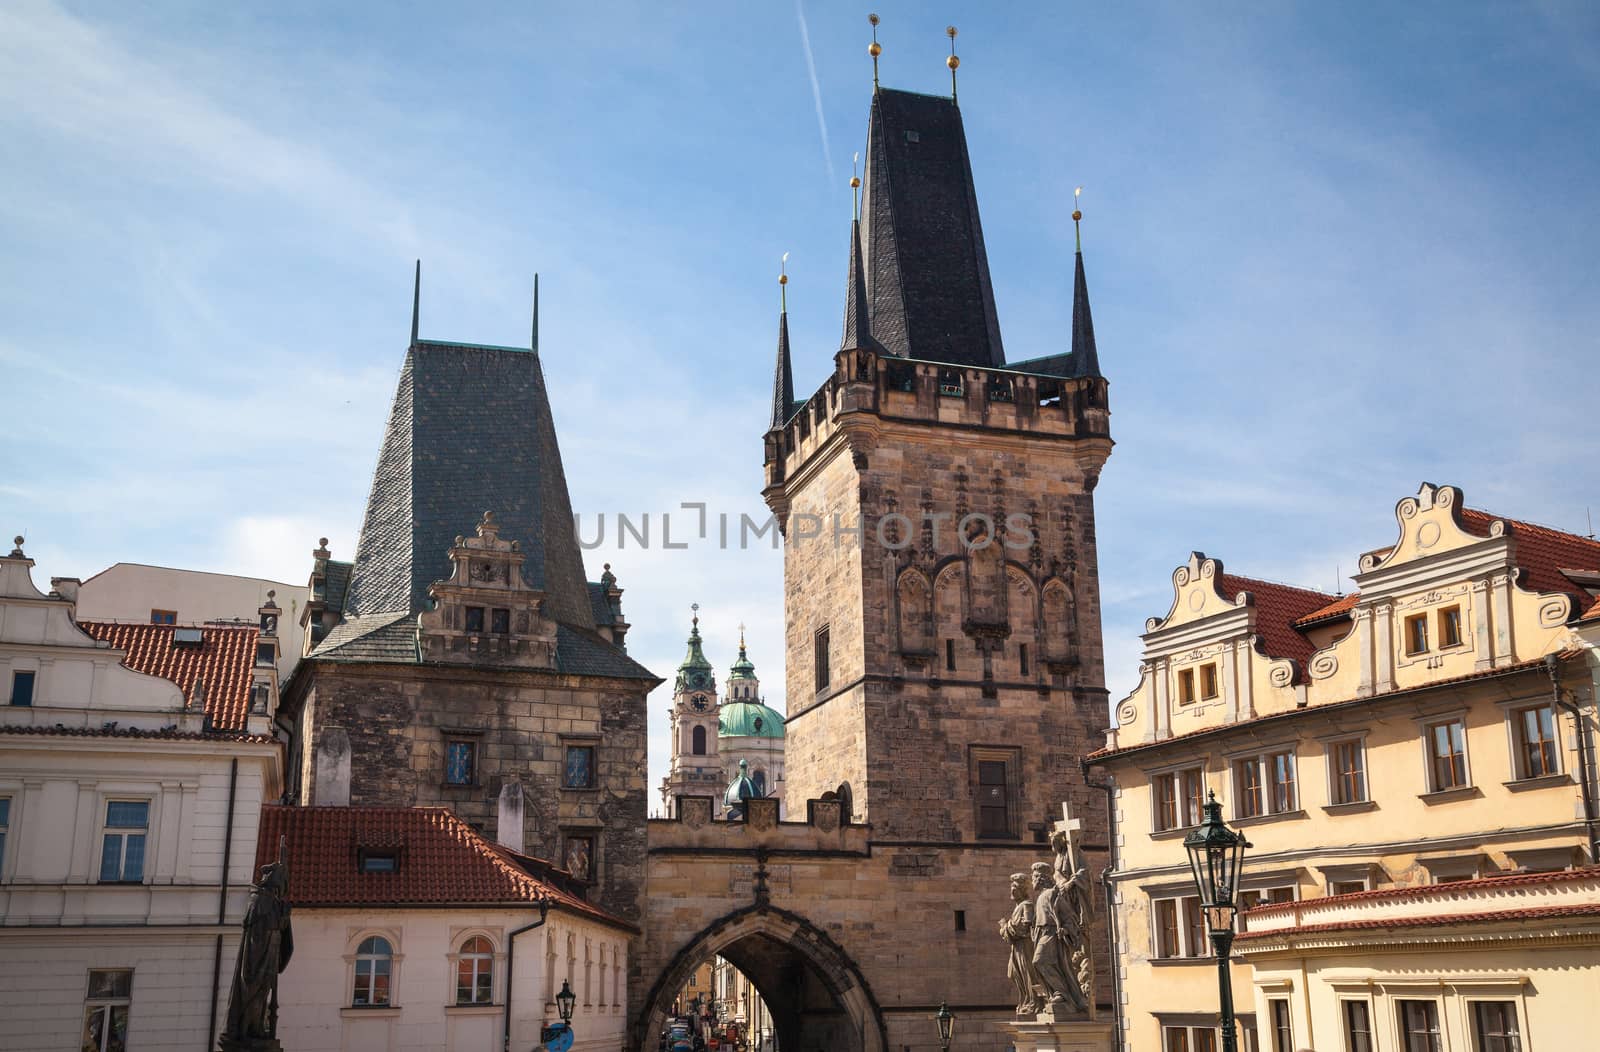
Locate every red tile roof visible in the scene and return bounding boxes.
[78,621,258,731]
[1236,902,1600,941]
[0,724,275,744]
[256,805,636,932]
[1581,594,1600,623]
[1243,865,1600,919]
[1461,507,1600,599]
[1293,591,1360,627]
[1215,574,1339,669]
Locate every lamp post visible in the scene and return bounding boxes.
[556,979,576,1025]
[1183,791,1250,1052]
[935,1000,955,1052]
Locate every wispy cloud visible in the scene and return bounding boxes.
[795,0,834,183]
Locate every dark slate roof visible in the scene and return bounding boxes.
[839,219,882,354]
[322,560,353,614]
[554,625,657,681]
[1070,251,1101,378]
[340,340,595,631]
[859,88,1005,368]
[770,310,794,431]
[587,582,615,627]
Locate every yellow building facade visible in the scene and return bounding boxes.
[1089,483,1600,1052]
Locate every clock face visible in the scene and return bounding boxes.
[690,694,710,712]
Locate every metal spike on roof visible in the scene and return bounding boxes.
[410,260,421,347]
[771,310,794,431]
[531,273,539,355]
[839,219,880,354]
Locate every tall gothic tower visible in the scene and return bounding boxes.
[762,85,1112,845]
[658,611,724,811]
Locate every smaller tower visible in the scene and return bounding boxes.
[718,627,786,815]
[659,607,723,814]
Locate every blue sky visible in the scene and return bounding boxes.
[3,1,1598,803]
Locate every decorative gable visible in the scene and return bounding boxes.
[417,511,558,668]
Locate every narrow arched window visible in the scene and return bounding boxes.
[353,936,393,1006]
[751,768,767,796]
[692,725,707,755]
[456,935,494,1005]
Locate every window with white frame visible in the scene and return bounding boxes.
[455,935,494,1005]
[1151,894,1208,959]
[1510,704,1560,780]
[98,801,148,883]
[1153,767,1206,832]
[1397,999,1442,1052]
[82,969,132,1052]
[1471,1000,1523,1052]
[1238,885,1296,911]
[1162,1025,1218,1052]
[1423,719,1470,792]
[353,935,394,1006]
[1233,750,1296,818]
[1327,738,1368,805]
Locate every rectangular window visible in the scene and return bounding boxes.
[464,606,485,633]
[255,643,275,665]
[1153,767,1205,831]
[1233,751,1295,818]
[1426,719,1469,791]
[1438,605,1463,648]
[1269,999,1293,1052]
[945,638,956,672]
[360,851,398,873]
[1019,643,1030,676]
[491,608,510,634]
[1182,897,1207,958]
[1513,704,1559,779]
[1199,662,1219,700]
[1397,1000,1441,1052]
[815,626,831,691]
[1343,1000,1374,1052]
[83,969,132,1052]
[953,910,965,931]
[1152,895,1208,958]
[1162,1027,1217,1052]
[98,801,148,883]
[445,740,477,786]
[9,670,33,707]
[1178,668,1196,705]
[1329,739,1368,804]
[149,609,177,625]
[1330,880,1366,896]
[1472,1001,1522,1052]
[1404,613,1429,655]
[1155,898,1180,958]
[0,797,9,874]
[977,760,1011,838]
[1239,886,1296,911]
[564,745,597,789]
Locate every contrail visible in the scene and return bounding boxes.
[796,0,835,182]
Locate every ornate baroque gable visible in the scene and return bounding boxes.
[416,511,558,668]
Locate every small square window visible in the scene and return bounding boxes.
[10,670,35,707]
[464,606,485,634]
[1178,668,1196,705]
[1404,613,1429,655]
[491,608,510,635]
[1437,606,1463,648]
[1199,662,1219,700]
[150,609,177,625]
[445,740,477,786]
[255,643,275,666]
[564,745,596,789]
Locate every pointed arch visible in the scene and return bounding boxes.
[895,568,933,654]
[1042,577,1077,661]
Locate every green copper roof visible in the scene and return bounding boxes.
[674,612,715,693]
[718,700,785,739]
[724,758,761,807]
[728,631,757,682]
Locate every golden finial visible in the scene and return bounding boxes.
[868,14,882,91]
[1073,186,1084,252]
[851,152,862,221]
[947,26,959,101]
[779,252,789,312]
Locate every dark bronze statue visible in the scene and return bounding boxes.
[220,843,294,1051]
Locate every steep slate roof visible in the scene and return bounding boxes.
[257,805,634,931]
[859,88,1006,367]
[77,621,259,731]
[1214,574,1339,669]
[321,559,353,615]
[340,340,595,631]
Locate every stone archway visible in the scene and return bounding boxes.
[636,903,886,1052]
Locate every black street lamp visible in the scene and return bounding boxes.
[556,979,577,1024]
[1183,791,1250,1052]
[935,1000,955,1052]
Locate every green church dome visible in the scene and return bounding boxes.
[728,629,757,682]
[718,700,785,739]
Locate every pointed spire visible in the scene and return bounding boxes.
[410,259,421,346]
[946,26,960,102]
[868,14,882,92]
[840,219,878,353]
[531,273,540,355]
[1069,189,1101,379]
[771,258,794,431]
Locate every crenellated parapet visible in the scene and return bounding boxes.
[649,793,871,856]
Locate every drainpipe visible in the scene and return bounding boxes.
[504,899,553,1052]
[1547,654,1600,861]
[208,758,239,1051]
[1081,758,1123,1052]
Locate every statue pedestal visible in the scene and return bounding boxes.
[218,1038,283,1052]
[1006,1016,1115,1052]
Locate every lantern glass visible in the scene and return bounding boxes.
[1182,791,1249,927]
[557,978,577,1022]
[936,1000,955,1044]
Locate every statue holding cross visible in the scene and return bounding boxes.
[1028,802,1093,1018]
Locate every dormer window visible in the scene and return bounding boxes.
[150,609,177,625]
[360,851,398,873]
[464,607,485,634]
[1404,613,1429,655]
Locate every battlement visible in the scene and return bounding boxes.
[647,794,870,856]
[763,347,1110,497]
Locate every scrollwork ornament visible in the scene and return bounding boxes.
[1309,652,1338,680]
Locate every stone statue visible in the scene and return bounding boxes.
[1051,828,1095,1011]
[999,871,1047,1015]
[220,846,294,1051]
[1030,841,1089,1016]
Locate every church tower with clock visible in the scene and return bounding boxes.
[659,608,725,813]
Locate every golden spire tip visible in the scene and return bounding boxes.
[1073,186,1084,251]
[946,25,959,99]
[868,13,882,90]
